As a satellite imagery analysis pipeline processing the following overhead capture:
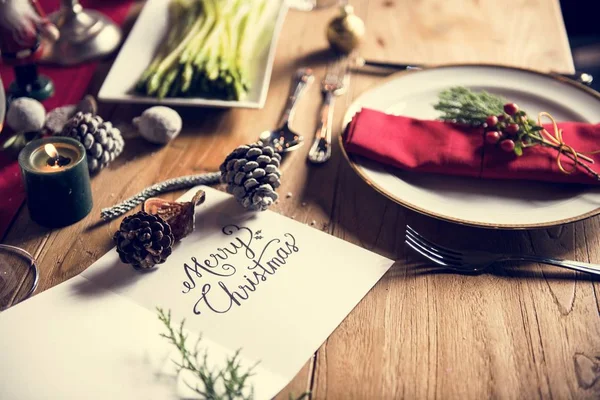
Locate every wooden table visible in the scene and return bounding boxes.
[4,0,600,398]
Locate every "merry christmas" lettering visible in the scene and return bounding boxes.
[180,224,300,315]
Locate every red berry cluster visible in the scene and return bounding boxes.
[484,103,521,153]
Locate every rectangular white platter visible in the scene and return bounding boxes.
[99,0,288,109]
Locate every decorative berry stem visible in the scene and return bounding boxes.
[528,136,600,180]
[435,87,600,181]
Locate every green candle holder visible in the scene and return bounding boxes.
[18,137,93,228]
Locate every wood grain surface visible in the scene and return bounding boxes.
[3,0,599,399]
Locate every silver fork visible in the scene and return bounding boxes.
[405,225,600,276]
[307,55,349,164]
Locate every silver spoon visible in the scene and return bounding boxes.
[259,68,314,153]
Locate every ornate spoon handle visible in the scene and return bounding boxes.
[277,68,314,127]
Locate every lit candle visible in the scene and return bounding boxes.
[44,144,72,168]
[18,137,93,227]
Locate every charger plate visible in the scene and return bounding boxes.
[341,65,600,229]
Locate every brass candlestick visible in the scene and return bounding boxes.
[41,0,122,66]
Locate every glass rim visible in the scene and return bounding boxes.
[0,244,39,310]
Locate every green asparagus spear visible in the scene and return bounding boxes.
[135,0,281,100]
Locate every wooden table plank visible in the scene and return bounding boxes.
[361,0,574,73]
[313,218,600,398]
[309,0,598,398]
[4,0,598,398]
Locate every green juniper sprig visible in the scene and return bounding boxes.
[434,87,539,156]
[157,307,257,400]
[433,87,506,126]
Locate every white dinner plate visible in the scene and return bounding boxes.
[99,0,288,109]
[341,65,600,229]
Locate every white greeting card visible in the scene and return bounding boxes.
[0,186,394,399]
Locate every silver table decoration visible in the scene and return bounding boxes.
[42,0,123,66]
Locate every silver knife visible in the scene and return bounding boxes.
[355,57,594,86]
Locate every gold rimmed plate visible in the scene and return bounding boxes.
[341,65,600,229]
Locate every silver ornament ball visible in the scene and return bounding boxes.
[133,106,182,145]
[6,98,46,133]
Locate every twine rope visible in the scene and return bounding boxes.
[100,172,221,221]
[537,112,600,177]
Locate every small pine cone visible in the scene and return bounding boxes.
[58,112,125,173]
[113,211,174,270]
[220,144,282,211]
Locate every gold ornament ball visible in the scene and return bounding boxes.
[326,5,365,54]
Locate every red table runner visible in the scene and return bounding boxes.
[0,0,133,240]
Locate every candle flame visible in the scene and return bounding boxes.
[44,144,59,159]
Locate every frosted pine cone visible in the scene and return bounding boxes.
[220,144,282,211]
[58,112,125,173]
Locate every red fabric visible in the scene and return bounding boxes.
[0,0,133,239]
[344,108,600,185]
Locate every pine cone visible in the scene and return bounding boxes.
[58,112,125,173]
[113,211,174,270]
[220,144,282,211]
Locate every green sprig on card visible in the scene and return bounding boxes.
[157,308,310,400]
[157,307,257,400]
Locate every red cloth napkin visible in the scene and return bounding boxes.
[344,108,600,185]
[0,0,133,240]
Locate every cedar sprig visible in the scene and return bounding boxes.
[157,307,257,400]
[433,87,506,126]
